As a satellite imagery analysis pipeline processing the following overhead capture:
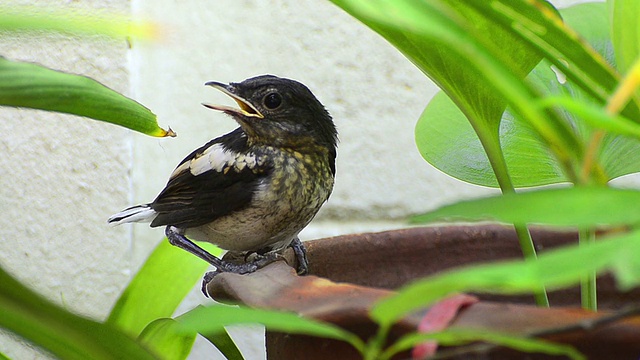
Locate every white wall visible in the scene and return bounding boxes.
[0,1,133,358]
[0,0,592,359]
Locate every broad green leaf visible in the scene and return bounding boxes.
[138,318,196,360]
[0,5,158,39]
[177,305,366,355]
[416,2,626,188]
[0,57,174,138]
[412,186,640,226]
[609,0,640,75]
[371,229,640,326]
[199,326,245,360]
[0,351,9,360]
[107,239,221,336]
[0,264,158,360]
[416,91,565,187]
[382,329,584,360]
[331,0,584,187]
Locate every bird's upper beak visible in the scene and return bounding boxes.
[203,81,264,118]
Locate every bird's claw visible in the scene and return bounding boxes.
[200,252,281,297]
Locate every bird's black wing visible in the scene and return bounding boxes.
[149,128,271,228]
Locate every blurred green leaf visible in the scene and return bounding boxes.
[138,318,196,360]
[0,264,157,360]
[107,239,221,336]
[0,351,9,360]
[416,91,565,187]
[472,1,630,115]
[0,57,174,137]
[412,186,640,226]
[383,329,584,360]
[178,305,366,355]
[0,5,158,39]
[371,229,640,326]
[540,96,640,138]
[609,0,640,75]
[331,0,571,189]
[416,2,624,188]
[199,326,245,360]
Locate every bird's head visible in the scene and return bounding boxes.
[203,75,337,152]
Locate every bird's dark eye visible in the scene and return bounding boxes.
[263,92,282,110]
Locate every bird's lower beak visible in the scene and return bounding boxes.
[203,81,264,118]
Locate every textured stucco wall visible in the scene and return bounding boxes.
[0,1,133,358]
[0,0,592,359]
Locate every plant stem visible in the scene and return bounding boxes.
[366,324,391,360]
[475,128,549,307]
[579,228,597,311]
[576,60,640,311]
[513,223,549,307]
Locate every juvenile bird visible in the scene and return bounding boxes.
[108,75,337,293]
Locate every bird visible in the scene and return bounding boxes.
[108,75,337,294]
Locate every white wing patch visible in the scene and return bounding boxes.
[180,143,259,177]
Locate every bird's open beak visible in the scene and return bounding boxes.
[203,81,264,118]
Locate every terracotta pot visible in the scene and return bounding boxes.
[206,225,640,359]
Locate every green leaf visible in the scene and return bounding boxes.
[177,305,366,355]
[416,91,565,187]
[0,264,158,360]
[416,2,625,188]
[540,96,640,138]
[383,329,584,360]
[371,229,640,327]
[107,239,221,337]
[0,351,10,360]
[0,57,174,138]
[138,319,196,360]
[199,327,245,360]
[412,186,640,227]
[0,5,158,39]
[332,0,567,190]
[609,0,640,75]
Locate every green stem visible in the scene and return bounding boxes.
[365,324,391,360]
[579,228,597,311]
[473,124,549,307]
[513,223,549,307]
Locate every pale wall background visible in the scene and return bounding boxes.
[0,0,591,359]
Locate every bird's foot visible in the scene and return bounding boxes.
[200,252,280,297]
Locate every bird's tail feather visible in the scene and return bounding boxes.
[108,204,157,225]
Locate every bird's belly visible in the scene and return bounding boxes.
[185,152,333,252]
[185,188,328,252]
[184,206,298,252]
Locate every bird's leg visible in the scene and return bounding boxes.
[289,237,309,275]
[165,226,279,296]
[166,226,274,272]
[165,226,226,268]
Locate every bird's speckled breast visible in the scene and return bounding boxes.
[185,145,334,252]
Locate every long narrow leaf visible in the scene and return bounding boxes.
[177,305,366,355]
[540,96,640,138]
[107,239,221,336]
[138,318,196,360]
[383,329,584,360]
[199,327,245,360]
[0,265,157,360]
[609,0,640,75]
[412,186,640,227]
[0,5,158,39]
[371,229,640,326]
[0,57,173,137]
